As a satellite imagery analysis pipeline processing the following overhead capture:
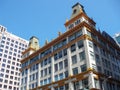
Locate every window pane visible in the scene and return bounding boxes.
[59,61,63,70]
[71,44,76,52]
[54,64,58,72]
[64,59,68,68]
[72,67,78,75]
[79,51,85,61]
[81,64,87,72]
[77,40,83,49]
[72,55,77,64]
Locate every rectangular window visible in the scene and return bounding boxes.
[2,36,6,39]
[0,78,3,82]
[59,73,64,80]
[55,88,58,90]
[4,85,7,88]
[5,75,8,78]
[32,84,34,89]
[81,64,87,72]
[25,77,27,83]
[54,64,58,72]
[36,63,38,69]
[68,23,74,29]
[72,67,78,75]
[94,43,98,51]
[9,81,13,84]
[2,64,5,67]
[48,66,51,74]
[4,49,7,55]
[64,71,68,78]
[2,41,5,44]
[7,65,10,68]
[58,51,62,58]
[71,44,76,52]
[0,73,4,77]
[62,39,67,45]
[58,42,63,48]
[40,80,43,86]
[35,72,38,79]
[60,86,64,90]
[76,30,82,37]
[44,79,47,85]
[69,34,75,41]
[55,75,58,81]
[73,81,79,90]
[48,77,51,84]
[44,59,47,65]
[63,48,67,56]
[72,55,77,64]
[54,53,58,61]
[97,66,102,73]
[1,68,4,72]
[25,69,28,74]
[95,54,100,62]
[90,51,95,60]
[77,40,83,49]
[44,68,47,76]
[79,51,85,61]
[41,61,43,67]
[59,61,63,70]
[82,78,88,89]
[65,84,69,90]
[4,80,8,83]
[88,41,93,48]
[48,57,51,64]
[87,30,91,37]
[3,59,6,62]
[64,59,68,68]
[41,70,43,77]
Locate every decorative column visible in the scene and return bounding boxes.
[67,47,74,90]
[51,56,55,90]
[27,68,30,90]
[67,48,72,76]
[38,63,41,86]
[89,72,95,89]
[51,56,55,82]
[69,82,74,90]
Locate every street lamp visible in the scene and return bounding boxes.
[102,76,112,90]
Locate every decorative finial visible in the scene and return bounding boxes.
[58,31,62,36]
[66,19,68,22]
[45,39,48,45]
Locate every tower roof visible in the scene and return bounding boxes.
[30,36,39,40]
[72,2,84,8]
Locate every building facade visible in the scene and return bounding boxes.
[20,3,120,90]
[0,25,29,90]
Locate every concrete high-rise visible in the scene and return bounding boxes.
[20,3,120,90]
[0,25,29,90]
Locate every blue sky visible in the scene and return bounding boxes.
[0,0,120,46]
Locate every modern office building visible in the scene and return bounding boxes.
[20,3,120,90]
[114,33,120,46]
[0,25,29,90]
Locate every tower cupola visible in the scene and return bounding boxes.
[71,2,86,19]
[29,36,39,51]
